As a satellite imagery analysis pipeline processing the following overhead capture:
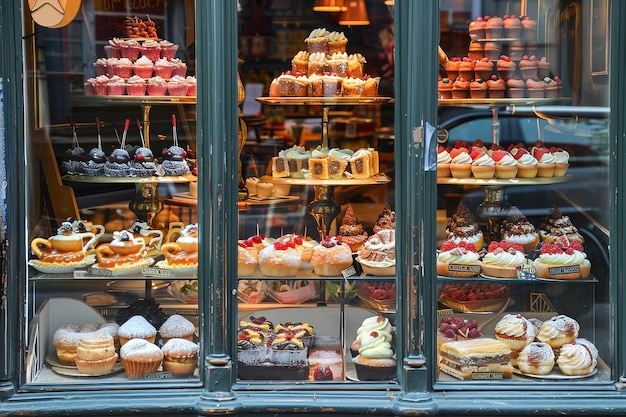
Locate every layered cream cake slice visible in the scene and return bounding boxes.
[439,338,513,380]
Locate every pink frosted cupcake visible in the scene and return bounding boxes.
[160,40,179,60]
[526,77,545,98]
[167,76,188,96]
[105,58,119,77]
[185,76,197,96]
[147,76,167,96]
[84,78,96,95]
[94,58,108,76]
[519,55,538,80]
[104,39,121,58]
[94,75,110,96]
[120,39,141,60]
[140,39,162,61]
[537,57,551,78]
[506,76,526,98]
[170,58,187,78]
[115,58,134,79]
[153,58,174,80]
[133,56,154,79]
[126,75,147,96]
[106,75,126,96]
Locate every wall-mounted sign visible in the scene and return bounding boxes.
[28,0,81,28]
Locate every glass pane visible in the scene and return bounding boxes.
[236,0,397,383]
[436,0,611,384]
[24,0,200,386]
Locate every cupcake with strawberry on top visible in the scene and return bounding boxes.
[449,146,472,178]
[491,149,518,179]
[509,145,538,178]
[470,146,495,179]
[533,146,557,177]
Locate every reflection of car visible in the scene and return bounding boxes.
[437,105,610,282]
[438,105,610,166]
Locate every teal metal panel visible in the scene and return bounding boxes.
[195,0,239,399]
[394,0,439,396]
[0,0,24,399]
[610,0,626,386]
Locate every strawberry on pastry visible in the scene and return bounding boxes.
[510,147,538,178]
[491,149,518,179]
[533,240,591,280]
[470,146,495,179]
[449,147,472,178]
[437,145,452,178]
[437,240,481,278]
[533,147,557,177]
[550,146,570,176]
[481,240,527,278]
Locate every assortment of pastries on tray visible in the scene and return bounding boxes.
[268,28,379,98]
[438,312,599,380]
[237,203,396,279]
[437,140,569,180]
[50,299,198,378]
[29,219,199,275]
[438,201,591,281]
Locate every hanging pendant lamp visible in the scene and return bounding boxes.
[339,0,370,25]
[313,0,346,12]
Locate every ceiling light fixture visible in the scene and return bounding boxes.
[339,0,370,26]
[313,0,346,12]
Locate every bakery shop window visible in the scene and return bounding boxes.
[236,1,397,383]
[435,0,612,385]
[24,0,200,385]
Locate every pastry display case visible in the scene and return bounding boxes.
[1,0,626,416]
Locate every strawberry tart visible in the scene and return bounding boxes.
[533,240,591,280]
[481,240,527,278]
[437,240,481,278]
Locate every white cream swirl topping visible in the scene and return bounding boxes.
[553,150,570,164]
[438,149,452,164]
[538,152,557,164]
[356,316,394,339]
[312,147,330,158]
[438,248,480,264]
[482,250,526,266]
[495,314,537,338]
[496,153,517,166]
[512,151,538,166]
[556,339,598,370]
[451,152,472,165]
[358,331,394,359]
[472,153,495,166]
[537,249,586,265]
[328,148,353,162]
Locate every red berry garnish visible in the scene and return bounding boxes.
[313,365,333,381]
